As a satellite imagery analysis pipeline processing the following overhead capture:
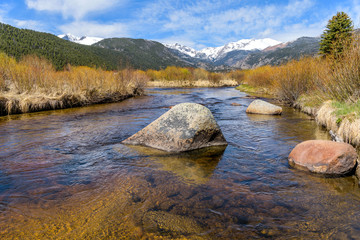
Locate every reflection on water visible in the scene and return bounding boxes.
[0,87,359,239]
[122,145,226,185]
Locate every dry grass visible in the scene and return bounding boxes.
[236,39,360,146]
[0,53,149,115]
[146,66,244,87]
[316,101,360,146]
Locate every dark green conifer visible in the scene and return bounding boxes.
[319,12,353,57]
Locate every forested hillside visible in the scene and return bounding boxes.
[93,38,192,69]
[0,23,127,70]
[0,23,192,70]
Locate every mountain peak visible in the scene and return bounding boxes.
[165,38,282,61]
[164,43,198,57]
[58,33,104,46]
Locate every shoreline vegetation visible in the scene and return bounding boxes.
[0,53,148,116]
[145,66,242,87]
[0,53,243,116]
[235,38,360,148]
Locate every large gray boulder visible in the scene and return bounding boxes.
[246,99,282,115]
[122,103,227,152]
[288,140,357,176]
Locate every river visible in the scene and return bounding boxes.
[0,87,360,239]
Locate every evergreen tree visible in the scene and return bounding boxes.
[319,12,353,57]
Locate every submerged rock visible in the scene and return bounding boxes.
[246,99,282,115]
[124,145,226,185]
[231,102,242,106]
[142,210,203,234]
[122,103,227,152]
[288,140,357,176]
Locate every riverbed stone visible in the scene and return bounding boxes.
[231,102,242,106]
[122,102,227,152]
[356,162,360,179]
[288,140,357,176]
[246,99,282,115]
[142,210,203,234]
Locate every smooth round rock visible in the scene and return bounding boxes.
[288,140,357,176]
[122,103,227,152]
[246,99,282,115]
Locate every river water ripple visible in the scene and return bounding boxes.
[0,87,360,239]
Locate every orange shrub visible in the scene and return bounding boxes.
[0,52,149,96]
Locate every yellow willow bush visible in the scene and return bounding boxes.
[241,57,330,104]
[323,37,360,103]
[226,70,245,83]
[242,65,275,88]
[0,52,16,90]
[145,66,227,82]
[192,68,209,80]
[0,53,149,97]
[162,66,192,81]
[271,57,323,103]
[208,72,222,83]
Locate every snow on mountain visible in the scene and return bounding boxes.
[165,38,282,61]
[58,33,103,46]
[164,43,198,57]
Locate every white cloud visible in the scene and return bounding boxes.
[137,0,318,46]
[0,3,12,23]
[13,19,44,30]
[59,21,129,38]
[0,3,45,31]
[25,0,124,20]
[285,0,314,17]
[271,22,325,42]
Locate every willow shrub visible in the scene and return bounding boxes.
[271,58,323,104]
[0,52,149,96]
[324,37,360,103]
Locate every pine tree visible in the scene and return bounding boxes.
[319,12,354,57]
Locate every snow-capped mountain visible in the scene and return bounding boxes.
[166,38,282,61]
[58,33,103,46]
[164,43,198,58]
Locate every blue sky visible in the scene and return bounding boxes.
[1,0,360,49]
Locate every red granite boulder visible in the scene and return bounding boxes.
[288,140,357,176]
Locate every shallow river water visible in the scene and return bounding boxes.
[0,87,360,239]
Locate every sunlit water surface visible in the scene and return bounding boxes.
[0,87,360,239]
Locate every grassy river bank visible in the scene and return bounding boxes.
[0,54,243,116]
[0,53,149,116]
[235,39,360,148]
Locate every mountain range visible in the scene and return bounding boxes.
[165,38,281,61]
[0,22,320,71]
[59,33,320,69]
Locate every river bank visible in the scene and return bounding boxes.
[0,91,139,116]
[0,53,149,116]
[236,84,360,148]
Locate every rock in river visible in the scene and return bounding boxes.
[246,99,282,115]
[288,140,357,176]
[122,102,227,152]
